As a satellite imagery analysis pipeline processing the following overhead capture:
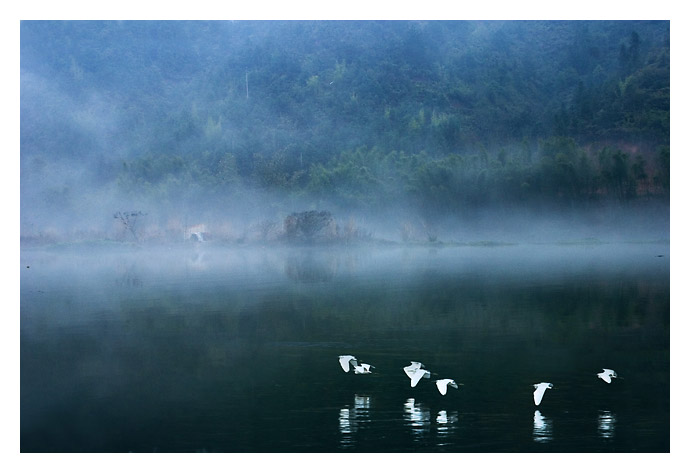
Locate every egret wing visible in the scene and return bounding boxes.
[403,365,419,379]
[598,369,617,383]
[436,380,448,395]
[354,363,374,374]
[339,355,356,372]
[598,372,612,383]
[410,369,429,387]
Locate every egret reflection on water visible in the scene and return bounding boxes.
[20,235,669,452]
[336,357,634,448]
[353,394,371,410]
[436,410,459,443]
[339,409,353,434]
[597,369,619,384]
[598,411,616,439]
[339,394,372,447]
[533,410,553,443]
[403,398,431,439]
[533,382,553,406]
[436,410,458,425]
[404,399,460,444]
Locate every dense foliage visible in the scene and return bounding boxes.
[21,20,670,223]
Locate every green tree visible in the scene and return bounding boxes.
[537,137,592,203]
[598,147,634,201]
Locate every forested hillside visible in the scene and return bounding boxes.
[20,20,670,241]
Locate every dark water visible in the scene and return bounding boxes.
[20,243,669,452]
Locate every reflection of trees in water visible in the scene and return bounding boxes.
[284,252,339,283]
[308,273,669,342]
[114,263,143,288]
[532,279,658,332]
[108,251,667,352]
[80,246,670,346]
[234,301,317,341]
[100,247,670,366]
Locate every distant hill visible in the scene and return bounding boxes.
[20,20,670,233]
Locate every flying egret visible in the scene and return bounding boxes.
[403,361,425,379]
[409,368,432,387]
[533,382,553,406]
[354,363,375,374]
[597,369,619,384]
[338,355,358,373]
[435,379,461,395]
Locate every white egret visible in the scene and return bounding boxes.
[597,369,618,384]
[403,361,434,387]
[409,368,431,387]
[435,379,461,395]
[354,363,375,374]
[403,361,425,379]
[338,355,358,373]
[533,382,553,406]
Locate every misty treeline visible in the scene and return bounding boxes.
[20,20,669,244]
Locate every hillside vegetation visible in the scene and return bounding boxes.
[20,21,670,242]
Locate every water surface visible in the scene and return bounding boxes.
[20,243,669,452]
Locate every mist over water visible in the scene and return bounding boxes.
[20,20,670,454]
[20,242,669,452]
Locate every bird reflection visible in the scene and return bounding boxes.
[187,251,207,271]
[532,410,553,443]
[354,394,371,410]
[435,409,459,441]
[403,398,430,439]
[339,394,372,447]
[598,411,616,439]
[339,409,353,433]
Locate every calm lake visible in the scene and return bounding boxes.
[20,242,669,452]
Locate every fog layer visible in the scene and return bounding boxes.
[20,21,670,245]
